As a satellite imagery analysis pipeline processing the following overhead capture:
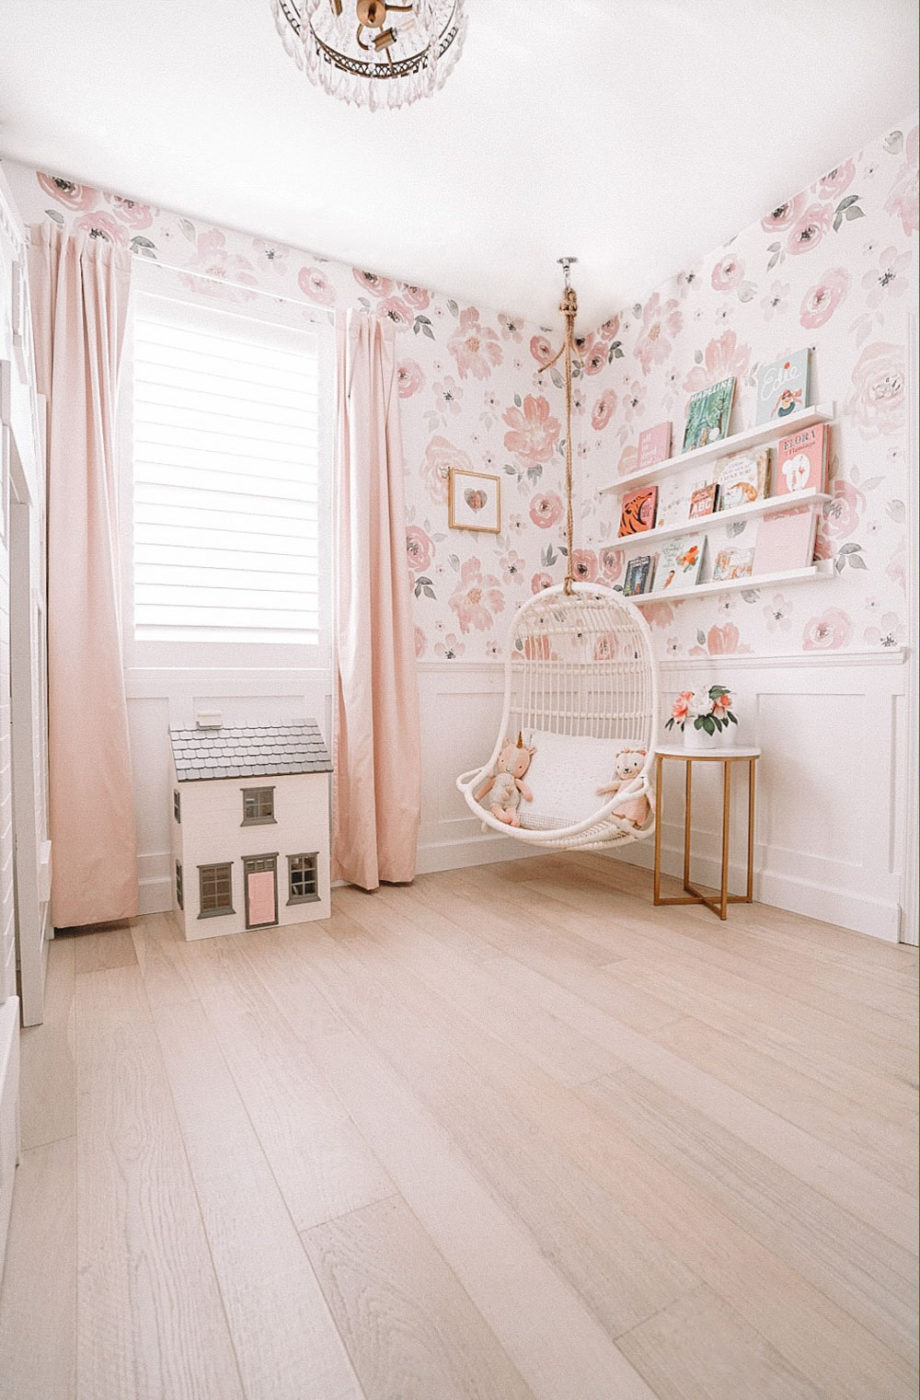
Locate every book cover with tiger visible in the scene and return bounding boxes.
[618,484,658,537]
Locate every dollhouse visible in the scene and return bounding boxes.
[168,720,332,940]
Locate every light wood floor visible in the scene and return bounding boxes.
[0,854,916,1400]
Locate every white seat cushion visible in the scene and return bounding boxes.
[519,730,634,829]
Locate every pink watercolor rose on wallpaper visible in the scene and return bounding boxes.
[786,203,834,255]
[74,210,127,244]
[353,268,393,298]
[571,550,598,582]
[711,255,744,291]
[799,267,850,328]
[591,389,618,431]
[635,294,682,375]
[396,359,425,398]
[683,329,751,394]
[181,228,258,296]
[449,558,505,634]
[405,525,434,574]
[423,435,472,505]
[106,193,154,229]
[298,266,336,305]
[761,194,806,232]
[449,309,503,380]
[884,125,918,235]
[598,546,624,583]
[822,480,865,539]
[803,608,853,651]
[844,342,906,439]
[814,161,855,200]
[399,283,431,309]
[861,246,911,309]
[37,173,96,210]
[529,334,555,367]
[503,395,561,467]
[529,492,564,529]
[531,571,553,594]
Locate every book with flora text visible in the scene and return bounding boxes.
[775,423,828,495]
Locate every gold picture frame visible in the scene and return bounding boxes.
[448,468,501,533]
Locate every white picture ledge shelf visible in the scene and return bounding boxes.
[616,486,831,552]
[630,559,834,606]
[602,402,836,494]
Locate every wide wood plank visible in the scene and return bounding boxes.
[18,933,75,1149]
[303,1194,535,1400]
[150,993,364,1400]
[0,1137,76,1400]
[75,964,245,1400]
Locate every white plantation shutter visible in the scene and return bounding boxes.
[132,292,326,644]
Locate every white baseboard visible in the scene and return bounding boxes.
[0,996,20,1273]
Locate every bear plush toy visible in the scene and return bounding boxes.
[474,733,536,827]
[596,748,652,828]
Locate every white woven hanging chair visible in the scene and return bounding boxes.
[456,581,658,850]
[456,261,659,852]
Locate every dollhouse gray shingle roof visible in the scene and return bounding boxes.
[169,722,333,783]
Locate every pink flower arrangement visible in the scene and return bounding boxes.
[448,309,503,380]
[503,395,560,467]
[665,685,737,737]
[799,267,850,328]
[528,492,564,529]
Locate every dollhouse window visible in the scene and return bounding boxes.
[198,862,234,918]
[176,861,183,910]
[242,787,275,825]
[288,852,319,904]
[173,789,181,822]
[244,854,278,929]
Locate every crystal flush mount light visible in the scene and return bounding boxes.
[272,0,467,109]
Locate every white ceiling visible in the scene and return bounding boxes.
[0,1,917,331]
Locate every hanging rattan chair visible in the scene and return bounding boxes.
[456,261,659,851]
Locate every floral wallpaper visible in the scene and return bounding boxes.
[577,117,917,660]
[3,160,573,666]
[3,112,916,666]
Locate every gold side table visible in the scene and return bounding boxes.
[653,745,761,920]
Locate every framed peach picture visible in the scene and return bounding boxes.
[448,468,501,533]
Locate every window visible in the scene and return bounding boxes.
[126,271,331,661]
[288,852,319,904]
[244,854,278,929]
[241,786,275,825]
[198,862,234,918]
[173,789,181,822]
[176,861,183,910]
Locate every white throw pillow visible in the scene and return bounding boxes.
[519,730,632,829]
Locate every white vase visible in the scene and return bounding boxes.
[682,722,721,750]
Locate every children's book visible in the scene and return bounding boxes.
[688,483,719,519]
[618,484,658,537]
[752,504,819,574]
[655,534,705,591]
[716,447,771,510]
[712,546,755,582]
[622,554,654,596]
[636,421,672,471]
[681,377,735,451]
[755,348,811,424]
[775,423,827,495]
[655,469,712,529]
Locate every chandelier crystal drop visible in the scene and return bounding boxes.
[273,0,466,110]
